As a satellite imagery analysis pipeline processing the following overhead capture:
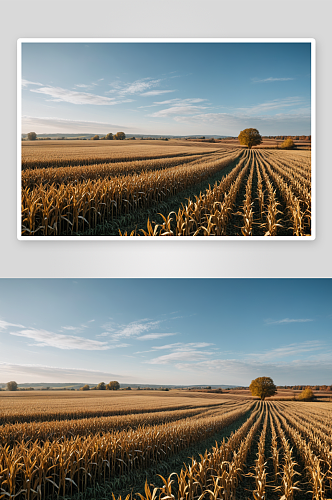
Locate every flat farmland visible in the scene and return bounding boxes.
[20,140,312,237]
[1,390,331,500]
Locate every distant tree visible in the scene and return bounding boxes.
[115,132,126,140]
[106,381,120,391]
[280,137,294,149]
[96,382,106,390]
[298,386,314,401]
[27,132,37,141]
[105,133,113,140]
[238,128,262,149]
[125,386,132,390]
[80,384,90,391]
[91,135,100,140]
[249,377,277,400]
[7,381,18,391]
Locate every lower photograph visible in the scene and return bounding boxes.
[0,278,331,500]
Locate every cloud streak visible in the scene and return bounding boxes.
[99,318,177,342]
[31,86,133,106]
[21,116,135,134]
[137,333,178,340]
[145,342,215,364]
[252,77,295,83]
[0,362,125,383]
[265,318,314,325]
[9,328,114,350]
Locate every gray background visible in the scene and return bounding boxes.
[2,0,331,278]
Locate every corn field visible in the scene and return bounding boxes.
[21,142,311,237]
[1,397,332,500]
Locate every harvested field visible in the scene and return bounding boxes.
[20,140,312,237]
[1,392,331,500]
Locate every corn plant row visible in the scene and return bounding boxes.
[0,400,230,426]
[272,406,328,500]
[258,155,310,236]
[251,407,268,500]
[21,150,242,236]
[263,150,311,173]
[272,403,332,476]
[276,401,332,430]
[275,402,332,443]
[137,150,251,236]
[0,403,247,447]
[21,149,219,171]
[238,154,255,236]
[22,152,231,189]
[256,155,282,236]
[137,149,311,237]
[0,403,254,500]
[258,151,311,202]
[270,408,300,500]
[269,409,280,482]
[262,150,311,179]
[138,402,263,500]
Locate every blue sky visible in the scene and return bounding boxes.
[0,279,330,386]
[21,42,311,136]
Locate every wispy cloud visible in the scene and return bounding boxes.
[22,116,135,134]
[137,333,178,340]
[30,86,133,106]
[235,97,306,115]
[106,78,177,98]
[108,78,162,95]
[0,319,25,331]
[22,79,43,87]
[9,328,114,350]
[147,98,208,117]
[252,77,295,83]
[247,340,325,360]
[98,318,177,342]
[265,318,314,325]
[0,362,126,383]
[145,342,215,364]
[140,90,176,96]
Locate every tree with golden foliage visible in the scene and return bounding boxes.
[297,386,314,401]
[238,128,262,149]
[280,137,294,149]
[249,376,277,400]
[115,132,126,140]
[106,380,120,390]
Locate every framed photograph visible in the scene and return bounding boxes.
[1,277,331,500]
[18,39,315,239]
